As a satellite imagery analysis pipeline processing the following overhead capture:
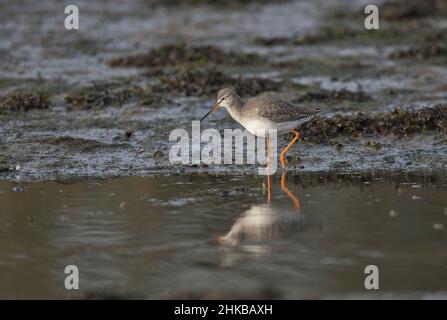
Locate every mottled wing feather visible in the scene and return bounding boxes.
[245,96,320,123]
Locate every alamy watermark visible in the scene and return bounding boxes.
[169,121,278,175]
[64,5,79,30]
[64,265,79,290]
[64,4,379,31]
[364,265,379,290]
[364,5,379,30]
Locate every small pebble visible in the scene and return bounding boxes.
[12,186,23,192]
[389,210,398,218]
[15,164,21,171]
[433,223,444,230]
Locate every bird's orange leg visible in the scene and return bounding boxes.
[281,171,301,211]
[266,136,271,204]
[280,129,300,171]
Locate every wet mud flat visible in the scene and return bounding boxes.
[0,172,446,299]
[1,103,446,181]
[1,0,447,180]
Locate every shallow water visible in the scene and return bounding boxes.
[0,172,446,299]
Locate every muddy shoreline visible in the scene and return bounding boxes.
[1,0,447,181]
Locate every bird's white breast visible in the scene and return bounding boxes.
[241,118,277,137]
[241,118,307,137]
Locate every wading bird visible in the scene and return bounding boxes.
[201,88,320,206]
[200,87,320,171]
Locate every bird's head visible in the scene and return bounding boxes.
[200,87,238,121]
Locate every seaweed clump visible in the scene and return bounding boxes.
[65,87,120,110]
[142,0,286,6]
[296,89,372,103]
[0,91,50,114]
[158,67,282,97]
[64,83,170,110]
[380,0,447,20]
[108,44,264,68]
[40,136,127,152]
[299,105,447,143]
[254,26,358,46]
[389,43,447,60]
[331,0,447,20]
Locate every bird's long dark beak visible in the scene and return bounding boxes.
[200,102,220,122]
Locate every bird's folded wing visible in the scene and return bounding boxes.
[248,97,319,123]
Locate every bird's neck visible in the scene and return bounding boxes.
[227,97,243,122]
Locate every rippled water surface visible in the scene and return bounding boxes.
[1,173,446,299]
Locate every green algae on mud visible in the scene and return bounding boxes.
[39,136,130,153]
[141,0,288,7]
[65,85,122,110]
[389,43,447,61]
[329,0,447,20]
[108,44,265,68]
[254,26,359,46]
[64,82,171,110]
[379,0,447,20]
[299,105,447,144]
[254,24,445,47]
[0,90,50,114]
[157,67,284,97]
[295,89,372,103]
[254,3,447,49]
[62,66,286,110]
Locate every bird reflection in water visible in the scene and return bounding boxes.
[217,137,322,248]
[217,201,317,247]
